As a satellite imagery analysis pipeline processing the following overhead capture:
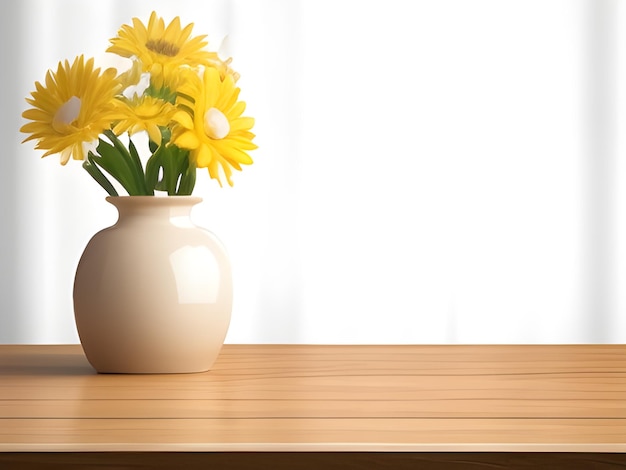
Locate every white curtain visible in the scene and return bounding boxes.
[1,0,624,344]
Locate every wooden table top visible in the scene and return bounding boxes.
[1,344,625,454]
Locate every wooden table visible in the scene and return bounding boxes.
[0,344,625,469]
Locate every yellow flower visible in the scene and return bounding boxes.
[20,55,122,165]
[171,67,256,186]
[112,95,176,145]
[107,11,217,90]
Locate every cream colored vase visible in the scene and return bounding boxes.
[73,196,232,374]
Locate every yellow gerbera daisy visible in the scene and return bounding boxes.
[107,11,218,90]
[171,67,256,186]
[112,95,176,145]
[20,55,122,165]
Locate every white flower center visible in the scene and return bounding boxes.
[203,107,230,140]
[52,96,81,132]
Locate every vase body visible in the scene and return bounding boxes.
[73,196,232,374]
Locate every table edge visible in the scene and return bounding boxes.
[2,443,626,453]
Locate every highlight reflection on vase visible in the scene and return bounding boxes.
[170,245,221,304]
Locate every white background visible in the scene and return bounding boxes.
[1,0,625,344]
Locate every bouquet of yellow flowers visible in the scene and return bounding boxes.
[20,11,256,195]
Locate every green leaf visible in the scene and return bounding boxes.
[83,153,119,196]
[176,153,196,196]
[128,137,150,195]
[144,143,197,195]
[103,130,147,195]
[92,139,139,194]
[145,144,165,193]
[163,146,180,195]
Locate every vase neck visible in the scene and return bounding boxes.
[106,196,202,225]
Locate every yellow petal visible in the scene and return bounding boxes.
[196,144,214,167]
[146,124,162,144]
[174,130,200,149]
[172,110,194,129]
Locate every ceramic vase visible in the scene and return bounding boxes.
[73,196,232,374]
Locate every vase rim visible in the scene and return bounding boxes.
[106,195,202,199]
[105,195,203,206]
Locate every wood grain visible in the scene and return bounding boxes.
[0,344,625,468]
